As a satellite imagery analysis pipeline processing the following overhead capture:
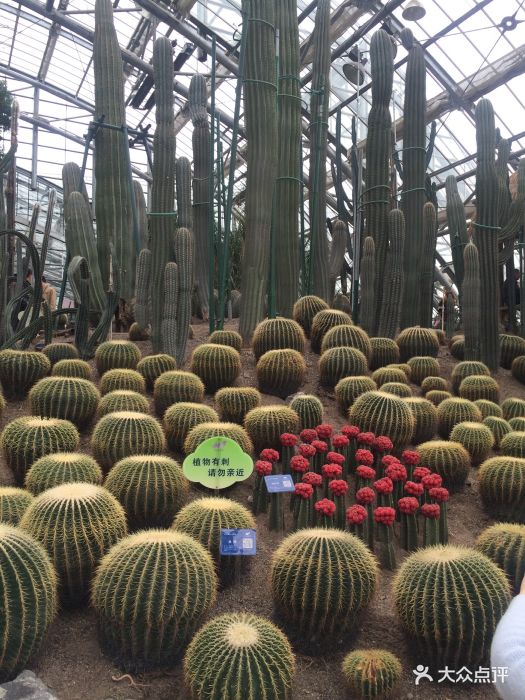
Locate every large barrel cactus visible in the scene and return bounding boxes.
[191,344,241,392]
[349,391,414,449]
[91,412,165,471]
[25,452,103,495]
[476,523,525,595]
[479,456,525,522]
[0,349,50,400]
[252,318,305,360]
[164,402,219,453]
[215,387,261,424]
[0,487,33,525]
[29,376,100,427]
[244,405,299,453]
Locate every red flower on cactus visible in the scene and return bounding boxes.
[328,479,348,496]
[374,506,396,526]
[397,496,420,515]
[314,498,336,517]
[346,504,367,525]
[280,433,298,447]
[355,465,376,481]
[385,463,407,482]
[332,435,350,449]
[255,460,273,476]
[341,425,360,439]
[299,443,316,459]
[404,480,424,497]
[374,436,393,453]
[326,451,345,465]
[294,482,313,499]
[316,423,333,439]
[311,440,328,453]
[300,429,318,444]
[322,463,343,479]
[260,448,279,463]
[429,486,450,503]
[422,473,443,490]
[358,431,376,446]
[356,487,376,505]
[302,472,322,486]
[421,503,441,519]
[374,477,394,494]
[290,455,310,473]
[382,454,400,468]
[402,450,420,466]
[413,466,431,482]
[355,449,374,466]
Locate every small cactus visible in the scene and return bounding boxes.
[474,399,503,419]
[95,340,141,374]
[257,349,306,397]
[310,310,352,354]
[292,295,329,337]
[381,382,412,398]
[0,487,33,525]
[191,344,241,392]
[511,355,525,384]
[417,440,471,490]
[479,456,525,522]
[341,649,402,699]
[459,375,499,403]
[289,394,324,429]
[244,405,300,453]
[426,390,452,406]
[0,350,50,400]
[153,370,205,417]
[164,402,219,452]
[421,376,448,393]
[184,422,253,456]
[320,324,372,360]
[502,398,525,421]
[437,397,482,438]
[136,354,177,391]
[25,453,103,495]
[335,376,377,415]
[52,359,92,380]
[386,363,412,379]
[396,327,439,361]
[452,361,490,394]
[252,318,306,361]
[29,376,100,428]
[209,329,243,352]
[369,338,400,370]
[476,523,525,594]
[100,369,146,395]
[105,455,189,529]
[42,343,79,365]
[349,391,414,449]
[97,390,149,417]
[406,356,440,385]
[500,334,525,370]
[319,346,368,388]
[128,322,149,341]
[405,397,438,443]
[483,416,512,449]
[91,411,165,472]
[371,367,408,387]
[450,338,465,360]
[501,431,525,458]
[450,421,495,464]
[215,387,261,424]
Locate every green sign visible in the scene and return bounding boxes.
[183,436,254,489]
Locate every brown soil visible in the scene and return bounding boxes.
[1,322,524,700]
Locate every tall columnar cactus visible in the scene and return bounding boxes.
[378,209,405,339]
[474,100,500,369]
[463,241,480,361]
[400,30,426,328]
[150,37,176,351]
[445,175,469,304]
[62,162,90,211]
[189,75,210,319]
[134,248,151,332]
[133,180,148,250]
[94,0,134,298]
[419,202,437,328]
[328,220,348,299]
[161,262,178,360]
[174,227,194,365]
[364,30,394,330]
[307,0,331,301]
[176,157,192,229]
[239,0,278,341]
[360,237,375,336]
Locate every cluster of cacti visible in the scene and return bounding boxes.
[483,416,512,449]
[437,397,482,438]
[0,486,33,525]
[512,356,525,384]
[52,359,92,380]
[451,360,490,394]
[153,370,205,417]
[91,412,165,471]
[215,387,261,424]
[0,349,50,399]
[335,376,377,415]
[95,340,141,374]
[371,367,408,387]
[191,344,241,392]
[407,356,440,385]
[378,209,405,339]
[100,368,146,395]
[184,422,253,456]
[349,391,414,449]
[20,483,126,605]
[25,453,102,495]
[479,456,525,522]
[475,399,502,419]
[136,354,177,391]
[501,431,525,458]
[105,455,189,529]
[359,237,375,335]
[341,649,402,700]
[476,523,525,594]
[209,330,243,352]
[128,322,149,341]
[184,612,295,700]
[369,338,400,370]
[405,398,438,443]
[292,296,329,337]
[500,335,525,370]
[309,310,352,354]
[271,529,377,642]
[450,421,495,464]
[0,524,57,681]
[417,440,471,490]
[244,405,299,453]
[397,327,439,362]
[42,343,79,365]
[381,382,412,398]
[421,376,448,394]
[459,375,499,403]
[97,390,149,417]
[164,402,219,452]
[252,319,305,361]
[450,338,465,360]
[257,349,306,397]
[92,530,217,671]
[289,394,324,430]
[393,546,510,669]
[502,398,525,421]
[29,377,100,427]
[462,241,480,360]
[319,346,368,388]
[1,416,79,484]
[320,324,371,360]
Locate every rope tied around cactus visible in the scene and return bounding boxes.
[276,176,304,184]
[473,222,502,231]
[148,212,177,217]
[396,186,427,198]
[246,17,276,32]
[243,78,277,91]
[395,146,427,154]
[358,184,391,208]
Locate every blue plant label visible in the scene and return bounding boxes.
[220,528,257,556]
[264,474,295,493]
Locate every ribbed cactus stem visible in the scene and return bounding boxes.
[328,219,347,298]
[445,175,468,301]
[401,512,418,551]
[419,202,437,328]
[161,262,178,360]
[133,180,148,250]
[463,241,480,361]
[62,162,90,211]
[377,209,405,338]
[174,227,193,366]
[176,157,192,229]
[134,248,151,332]
[251,474,269,515]
[360,237,375,335]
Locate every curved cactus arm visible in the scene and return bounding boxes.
[62,162,91,212]
[445,175,469,300]
[0,230,42,326]
[463,241,480,361]
[360,236,375,336]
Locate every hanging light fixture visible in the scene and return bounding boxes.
[402,0,426,22]
[342,61,365,86]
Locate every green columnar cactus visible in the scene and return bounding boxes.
[476,523,525,595]
[321,324,372,360]
[1,417,79,485]
[371,367,409,387]
[502,398,525,421]
[475,399,502,419]
[329,222,347,299]
[421,376,448,394]
[451,360,490,394]
[137,353,177,391]
[257,349,306,397]
[244,405,299,453]
[150,37,176,351]
[341,649,402,699]
[174,227,194,366]
[381,382,412,398]
[512,356,525,384]
[0,487,33,525]
[479,456,525,522]
[153,370,205,417]
[450,421,495,464]
[191,344,241,392]
[364,30,394,330]
[500,335,525,370]
[97,390,149,417]
[426,390,453,406]
[189,74,210,319]
[419,203,437,328]
[133,180,148,250]
[360,237,375,335]
[100,369,146,395]
[310,309,352,354]
[271,529,378,642]
[134,248,151,332]
[463,241,480,360]
[173,497,255,583]
[406,356,441,385]
[289,394,324,429]
[405,398,438,443]
[176,157,192,228]
[335,376,377,415]
[239,0,278,341]
[164,402,219,452]
[292,295,329,337]
[473,100,500,370]
[184,422,253,456]
[252,318,306,361]
[92,530,217,672]
[209,330,243,352]
[416,440,471,490]
[20,483,127,605]
[319,347,368,388]
[95,341,141,375]
[184,612,295,700]
[162,262,178,359]
[25,453,102,495]
[91,411,165,472]
[0,524,57,682]
[349,391,414,449]
[459,375,499,403]
[450,339,465,360]
[446,175,469,307]
[52,359,92,380]
[501,432,525,458]
[42,343,79,365]
[483,416,512,450]
[29,377,100,428]
[62,162,90,210]
[437,397,482,438]
[0,350,50,400]
[215,387,261,424]
[393,546,510,669]
[94,0,134,298]
[510,417,525,431]
[378,208,405,339]
[105,455,189,529]
[369,338,400,370]
[396,327,439,361]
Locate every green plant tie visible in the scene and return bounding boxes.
[396,146,427,153]
[276,176,303,184]
[397,186,427,197]
[243,78,277,90]
[247,17,276,32]
[148,212,177,216]
[473,222,502,230]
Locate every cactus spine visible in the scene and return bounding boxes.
[360,237,375,335]
[135,249,151,332]
[463,241,480,361]
[174,227,194,365]
[378,209,405,338]
[419,202,437,328]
